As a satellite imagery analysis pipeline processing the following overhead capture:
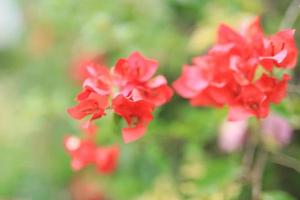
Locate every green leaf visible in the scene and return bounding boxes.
[196,158,240,195]
[263,191,296,200]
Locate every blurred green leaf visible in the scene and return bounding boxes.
[263,191,296,200]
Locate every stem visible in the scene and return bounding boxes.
[251,149,268,200]
[279,0,300,29]
[242,136,256,182]
[288,84,300,96]
[242,119,268,200]
[272,152,300,173]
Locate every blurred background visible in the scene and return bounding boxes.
[1,0,300,199]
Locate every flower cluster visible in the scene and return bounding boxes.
[66,52,173,172]
[173,17,298,121]
[68,51,173,143]
[64,134,119,173]
[66,55,121,173]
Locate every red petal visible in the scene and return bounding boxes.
[122,126,147,143]
[228,106,254,121]
[218,24,244,45]
[128,51,158,82]
[113,51,158,83]
[81,121,98,137]
[173,65,209,98]
[270,74,290,103]
[190,89,223,107]
[95,146,119,173]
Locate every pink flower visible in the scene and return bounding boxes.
[218,113,293,153]
[261,114,293,147]
[218,120,248,153]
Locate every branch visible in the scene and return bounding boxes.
[252,149,268,200]
[272,152,300,173]
[280,0,300,29]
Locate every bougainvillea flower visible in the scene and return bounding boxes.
[70,54,107,83]
[228,84,270,121]
[218,113,293,153]
[261,114,293,148]
[112,52,173,106]
[64,135,119,173]
[218,120,248,153]
[242,16,264,45]
[174,17,297,121]
[131,75,173,106]
[255,73,291,103]
[95,145,119,174]
[218,24,246,47]
[64,136,96,171]
[260,29,298,70]
[66,50,173,166]
[173,64,210,99]
[113,51,158,84]
[81,65,111,96]
[68,92,109,120]
[81,121,98,137]
[112,95,154,143]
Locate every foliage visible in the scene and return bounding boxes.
[0,0,300,199]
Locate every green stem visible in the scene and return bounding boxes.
[272,152,300,173]
[279,0,300,29]
[251,148,268,200]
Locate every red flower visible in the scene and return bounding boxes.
[64,135,119,173]
[66,51,173,171]
[113,51,158,84]
[81,121,98,137]
[173,52,239,107]
[64,136,96,171]
[228,74,290,121]
[70,54,107,83]
[255,73,291,103]
[81,64,111,96]
[173,64,211,99]
[67,92,109,120]
[190,82,239,107]
[174,17,296,121]
[112,52,173,106]
[131,75,173,106]
[112,95,154,143]
[260,29,298,70]
[228,85,269,121]
[95,145,119,174]
[218,17,264,49]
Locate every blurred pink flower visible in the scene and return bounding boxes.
[218,113,293,153]
[218,120,248,153]
[261,114,292,147]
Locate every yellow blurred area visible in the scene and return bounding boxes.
[188,0,263,53]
